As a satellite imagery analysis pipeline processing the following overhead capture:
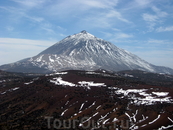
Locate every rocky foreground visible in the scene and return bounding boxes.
[0,70,173,130]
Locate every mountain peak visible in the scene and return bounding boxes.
[81,30,87,34]
[1,31,173,75]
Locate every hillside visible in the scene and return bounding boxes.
[0,70,173,130]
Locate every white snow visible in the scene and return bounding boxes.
[1,87,20,95]
[0,80,6,83]
[24,81,33,85]
[50,77,75,86]
[152,92,169,97]
[89,101,96,108]
[36,55,44,62]
[79,111,99,127]
[113,117,118,122]
[132,110,138,122]
[114,88,173,105]
[115,89,147,96]
[148,115,160,124]
[1,91,6,95]
[103,118,109,124]
[93,112,99,117]
[78,81,106,87]
[61,109,68,116]
[12,87,20,91]
[49,56,55,62]
[157,117,173,130]
[124,74,134,77]
[47,72,68,76]
[125,112,132,122]
[168,117,173,123]
[79,103,85,111]
[96,105,101,110]
[65,101,69,105]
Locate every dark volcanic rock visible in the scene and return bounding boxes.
[0,70,173,130]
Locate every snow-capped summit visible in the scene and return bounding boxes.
[0,31,173,74]
[80,30,87,34]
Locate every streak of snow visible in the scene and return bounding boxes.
[168,117,173,123]
[152,92,169,97]
[12,87,20,91]
[79,112,99,127]
[1,92,6,95]
[50,77,75,86]
[78,81,106,87]
[89,101,96,108]
[132,110,138,122]
[103,118,109,124]
[93,112,99,117]
[61,109,68,116]
[65,101,69,105]
[125,112,132,122]
[49,56,55,62]
[79,103,85,111]
[148,115,160,124]
[157,117,173,130]
[115,89,147,96]
[24,81,33,85]
[96,105,101,110]
[1,87,20,95]
[47,72,68,76]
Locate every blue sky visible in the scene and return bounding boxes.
[0,0,173,69]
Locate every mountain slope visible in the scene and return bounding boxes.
[0,30,173,74]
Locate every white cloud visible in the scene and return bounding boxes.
[142,13,158,22]
[12,0,46,8]
[123,0,153,11]
[79,0,119,9]
[0,38,55,65]
[24,15,44,23]
[0,38,54,46]
[142,6,168,32]
[134,0,152,7]
[6,26,14,31]
[156,26,173,32]
[115,33,133,39]
[112,28,121,31]
[152,6,168,18]
[106,10,130,23]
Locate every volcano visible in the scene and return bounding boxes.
[0,30,173,74]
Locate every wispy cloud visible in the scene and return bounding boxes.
[142,13,158,22]
[6,26,14,31]
[122,0,153,11]
[11,0,46,8]
[24,15,44,23]
[45,0,130,29]
[115,33,133,39]
[0,38,54,47]
[142,6,168,31]
[156,26,173,32]
[134,0,152,7]
[0,38,55,65]
[101,31,134,42]
[152,6,168,17]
